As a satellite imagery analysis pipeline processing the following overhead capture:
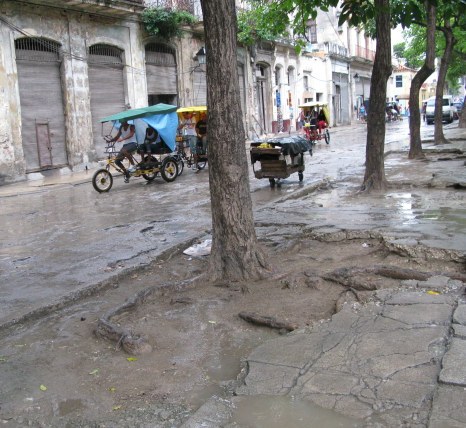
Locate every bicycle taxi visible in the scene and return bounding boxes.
[92,103,179,192]
[175,106,208,171]
[250,135,313,187]
[299,101,330,145]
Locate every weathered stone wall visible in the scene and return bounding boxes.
[0,15,25,183]
[0,1,147,183]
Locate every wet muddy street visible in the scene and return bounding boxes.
[1,120,465,427]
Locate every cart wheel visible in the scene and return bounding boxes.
[92,169,113,192]
[298,172,304,182]
[142,171,157,181]
[325,129,330,144]
[176,158,184,176]
[197,159,207,170]
[142,156,158,181]
[269,178,276,188]
[161,157,178,182]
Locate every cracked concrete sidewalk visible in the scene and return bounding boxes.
[183,282,466,427]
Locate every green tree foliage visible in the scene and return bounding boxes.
[403,9,466,91]
[393,41,406,60]
[237,0,338,51]
[237,5,290,46]
[142,7,197,40]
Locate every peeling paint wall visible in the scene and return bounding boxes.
[0,18,25,184]
[0,1,147,183]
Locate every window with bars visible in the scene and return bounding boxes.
[15,37,61,62]
[88,44,123,65]
[145,42,176,66]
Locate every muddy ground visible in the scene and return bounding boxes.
[1,215,464,427]
[1,130,465,426]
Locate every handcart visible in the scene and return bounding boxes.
[250,135,313,187]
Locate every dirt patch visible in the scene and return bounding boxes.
[1,225,464,427]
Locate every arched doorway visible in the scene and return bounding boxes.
[145,42,178,106]
[15,37,68,171]
[88,44,126,158]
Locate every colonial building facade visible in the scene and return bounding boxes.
[0,0,374,184]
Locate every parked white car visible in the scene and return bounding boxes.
[425,95,454,125]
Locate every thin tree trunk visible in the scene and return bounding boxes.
[362,0,392,191]
[434,19,455,145]
[408,1,436,159]
[200,0,271,282]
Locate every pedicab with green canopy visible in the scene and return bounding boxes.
[92,103,180,192]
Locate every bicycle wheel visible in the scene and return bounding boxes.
[161,157,178,182]
[174,156,184,176]
[92,169,113,192]
[325,129,330,144]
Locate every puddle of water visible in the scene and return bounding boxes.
[228,395,361,427]
[58,398,85,416]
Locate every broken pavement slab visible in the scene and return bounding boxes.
[185,287,466,426]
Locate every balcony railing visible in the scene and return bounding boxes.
[28,0,145,17]
[354,44,375,61]
[323,42,348,58]
[144,0,203,18]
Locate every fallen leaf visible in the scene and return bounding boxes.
[112,405,122,411]
[126,357,138,362]
[208,320,216,324]
[0,356,7,363]
[39,385,47,391]
[89,369,99,375]
[109,387,116,393]
[427,290,440,295]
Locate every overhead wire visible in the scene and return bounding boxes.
[0,14,193,79]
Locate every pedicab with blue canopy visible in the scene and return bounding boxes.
[92,103,180,192]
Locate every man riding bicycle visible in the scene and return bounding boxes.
[110,121,138,182]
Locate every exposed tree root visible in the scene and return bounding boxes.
[323,265,466,291]
[238,311,298,331]
[95,286,158,355]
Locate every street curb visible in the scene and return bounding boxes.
[0,236,201,334]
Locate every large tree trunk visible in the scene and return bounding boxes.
[408,1,436,159]
[201,0,270,283]
[459,102,466,128]
[434,19,455,145]
[362,0,392,191]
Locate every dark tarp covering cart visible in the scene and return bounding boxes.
[250,135,313,187]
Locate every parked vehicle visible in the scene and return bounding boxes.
[425,95,454,125]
